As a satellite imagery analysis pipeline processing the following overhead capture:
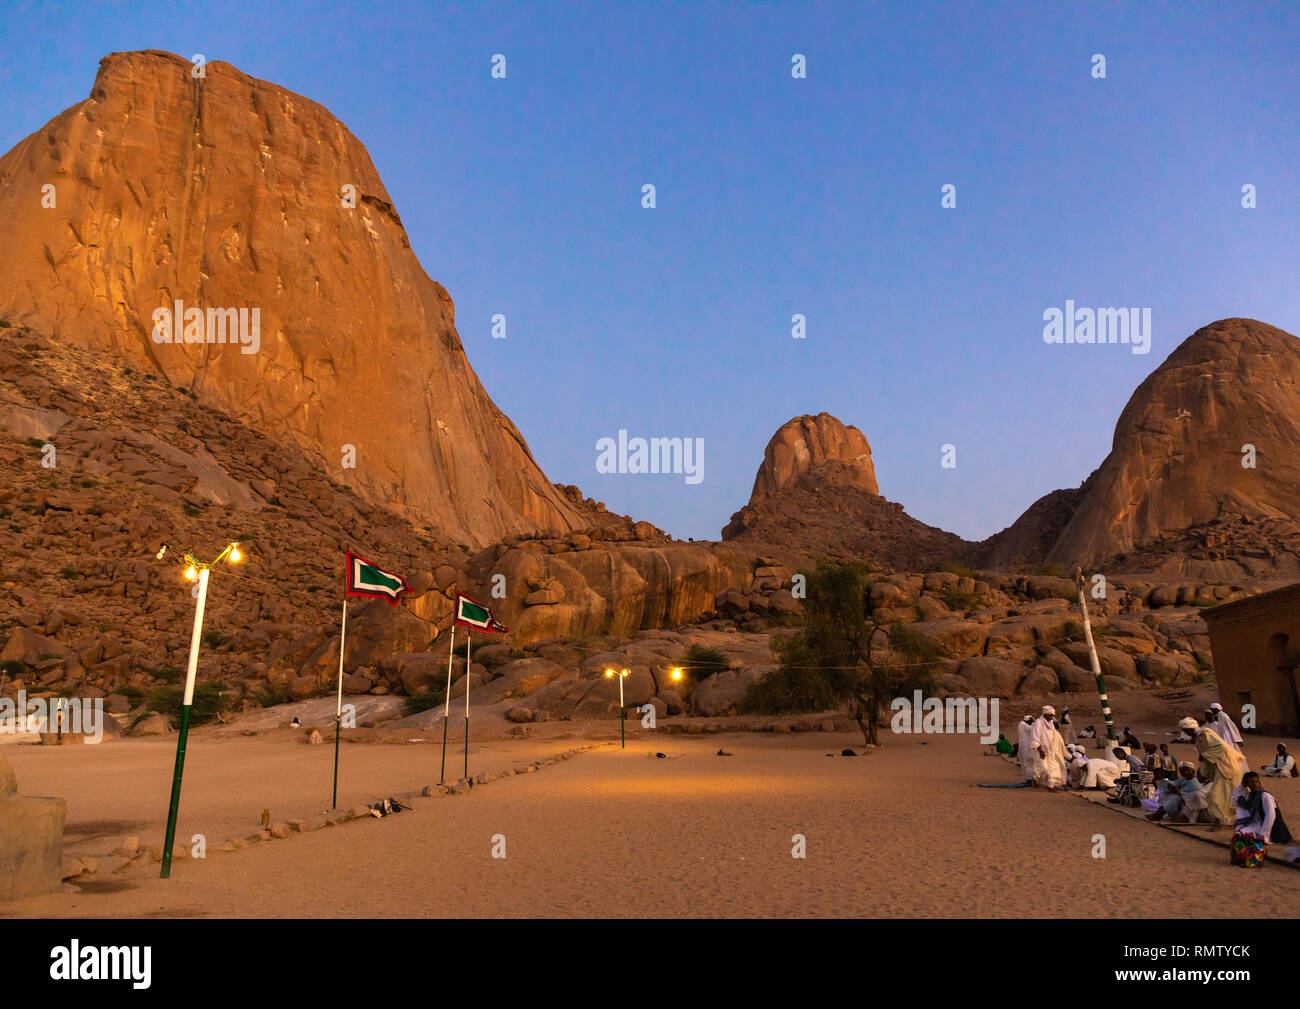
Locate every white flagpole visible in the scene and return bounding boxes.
[440,624,455,785]
[332,597,348,808]
[337,602,348,718]
[464,627,472,779]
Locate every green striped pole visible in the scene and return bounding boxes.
[1076,569,1118,746]
[162,567,209,878]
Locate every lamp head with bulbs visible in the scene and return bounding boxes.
[174,542,243,582]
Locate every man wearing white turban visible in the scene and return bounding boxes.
[1184,716,1245,830]
[1016,714,1037,783]
[1031,706,1067,789]
[1209,703,1249,772]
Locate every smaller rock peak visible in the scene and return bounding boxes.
[749,413,879,505]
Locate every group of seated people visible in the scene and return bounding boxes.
[1056,740,1177,792]
[996,708,1297,868]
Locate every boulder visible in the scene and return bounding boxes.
[1,627,67,666]
[1061,642,1138,681]
[1137,653,1180,686]
[691,667,765,716]
[129,712,171,736]
[913,619,989,660]
[1017,665,1061,696]
[955,656,1024,696]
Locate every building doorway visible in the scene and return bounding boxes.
[1268,632,1300,736]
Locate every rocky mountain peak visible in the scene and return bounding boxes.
[0,49,581,546]
[748,413,879,505]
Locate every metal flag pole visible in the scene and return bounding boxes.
[161,567,209,879]
[464,628,472,779]
[440,624,455,785]
[332,599,348,809]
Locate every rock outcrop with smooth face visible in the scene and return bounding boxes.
[982,320,1300,577]
[0,50,580,546]
[748,413,879,504]
[723,413,970,570]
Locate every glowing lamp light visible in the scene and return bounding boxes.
[155,544,169,560]
[228,543,242,563]
[671,667,683,682]
[184,565,198,581]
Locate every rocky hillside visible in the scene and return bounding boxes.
[0,326,717,717]
[0,49,579,546]
[982,319,1300,579]
[0,325,1265,727]
[722,413,973,570]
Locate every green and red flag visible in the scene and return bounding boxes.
[345,550,408,605]
[454,591,508,633]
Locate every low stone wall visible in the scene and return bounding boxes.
[0,749,66,902]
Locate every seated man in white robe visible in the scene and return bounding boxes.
[1146,762,1206,822]
[1066,745,1090,789]
[1231,772,1292,844]
[1262,743,1296,778]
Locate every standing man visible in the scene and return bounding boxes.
[1017,714,1037,784]
[1210,702,1249,772]
[1031,705,1067,790]
[1183,717,1245,831]
[1059,706,1076,745]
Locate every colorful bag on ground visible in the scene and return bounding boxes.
[1230,830,1267,867]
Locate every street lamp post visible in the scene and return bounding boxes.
[160,541,241,879]
[606,668,630,748]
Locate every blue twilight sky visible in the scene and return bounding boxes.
[1,1,1297,542]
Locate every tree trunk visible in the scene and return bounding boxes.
[854,694,878,746]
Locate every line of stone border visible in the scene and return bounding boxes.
[60,743,604,890]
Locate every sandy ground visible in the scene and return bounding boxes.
[4,711,1298,918]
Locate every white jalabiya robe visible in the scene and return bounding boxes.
[1016,720,1037,781]
[1213,711,1249,771]
[1213,710,1244,746]
[1031,717,1067,787]
[1230,786,1278,840]
[1083,758,1121,789]
[1262,754,1295,777]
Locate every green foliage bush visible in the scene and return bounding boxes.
[145,683,230,725]
[116,685,144,706]
[678,644,729,683]
[936,585,980,612]
[403,685,446,716]
[252,685,287,708]
[738,560,940,743]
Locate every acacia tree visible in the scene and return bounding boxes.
[763,560,940,745]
